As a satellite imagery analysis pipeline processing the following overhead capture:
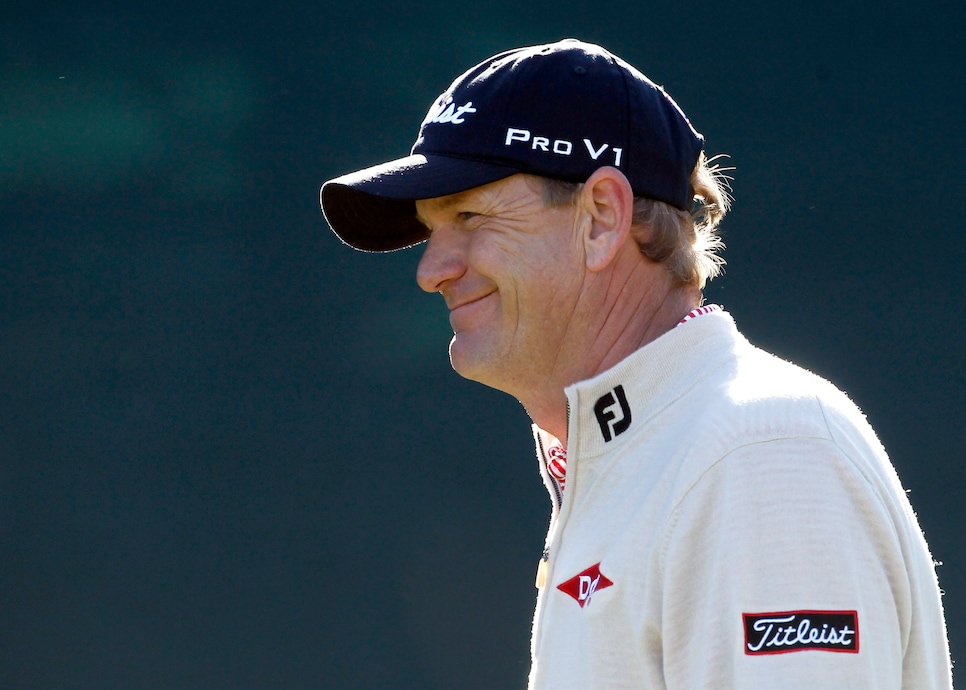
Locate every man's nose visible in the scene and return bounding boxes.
[416,225,467,293]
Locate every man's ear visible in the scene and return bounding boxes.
[578,166,634,272]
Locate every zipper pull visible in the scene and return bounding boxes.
[535,548,549,589]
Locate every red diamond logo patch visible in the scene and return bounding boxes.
[556,562,614,608]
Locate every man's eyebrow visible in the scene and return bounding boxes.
[414,190,482,228]
[434,190,474,209]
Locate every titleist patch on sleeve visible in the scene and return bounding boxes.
[743,610,859,655]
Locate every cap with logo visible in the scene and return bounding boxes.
[320,38,704,252]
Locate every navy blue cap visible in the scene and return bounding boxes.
[321,39,704,252]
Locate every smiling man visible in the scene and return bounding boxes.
[320,39,951,689]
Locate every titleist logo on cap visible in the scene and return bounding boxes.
[422,98,478,125]
[743,610,859,655]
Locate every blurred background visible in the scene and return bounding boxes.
[1,0,963,687]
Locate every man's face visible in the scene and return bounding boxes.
[415,174,587,395]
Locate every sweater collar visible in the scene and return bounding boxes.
[555,308,740,461]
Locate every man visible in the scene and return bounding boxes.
[320,39,952,688]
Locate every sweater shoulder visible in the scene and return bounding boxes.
[656,338,894,502]
[726,340,885,455]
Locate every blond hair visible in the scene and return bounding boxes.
[540,153,732,289]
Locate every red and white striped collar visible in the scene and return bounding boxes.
[678,303,721,326]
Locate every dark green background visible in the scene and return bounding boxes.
[2,1,963,687]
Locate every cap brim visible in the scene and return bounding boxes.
[320,154,521,252]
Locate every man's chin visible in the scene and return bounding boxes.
[448,334,499,388]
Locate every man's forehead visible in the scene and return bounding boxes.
[413,174,552,229]
[416,174,543,211]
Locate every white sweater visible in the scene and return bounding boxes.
[528,310,951,689]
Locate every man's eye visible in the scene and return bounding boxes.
[458,211,479,221]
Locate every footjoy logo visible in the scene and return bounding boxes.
[557,563,614,608]
[743,610,859,655]
[422,98,477,125]
[593,385,631,442]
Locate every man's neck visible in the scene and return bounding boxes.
[520,277,699,445]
